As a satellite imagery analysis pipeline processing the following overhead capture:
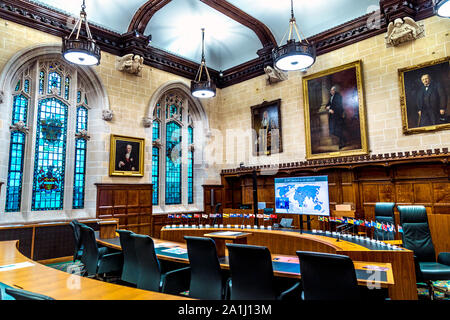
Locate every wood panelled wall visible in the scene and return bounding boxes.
[95,183,152,235]
[220,156,450,257]
[203,185,224,215]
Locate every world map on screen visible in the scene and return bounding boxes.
[275,177,329,215]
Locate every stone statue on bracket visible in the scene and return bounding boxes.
[142,117,152,128]
[10,120,29,134]
[264,66,288,85]
[116,53,144,76]
[385,17,425,47]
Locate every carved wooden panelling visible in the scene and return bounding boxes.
[95,183,152,235]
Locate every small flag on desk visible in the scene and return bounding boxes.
[202,214,208,219]
[257,214,264,219]
[194,214,200,218]
[209,214,215,218]
[397,225,403,233]
[324,217,329,222]
[176,214,181,218]
[270,214,277,219]
[181,214,187,218]
[249,214,255,218]
[216,214,222,218]
[236,214,242,218]
[376,222,382,230]
[318,216,323,222]
[168,214,174,218]
[223,213,229,218]
[187,214,193,219]
[389,224,396,233]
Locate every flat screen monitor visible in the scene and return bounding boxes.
[275,175,330,216]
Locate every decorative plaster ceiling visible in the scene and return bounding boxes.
[29,0,380,71]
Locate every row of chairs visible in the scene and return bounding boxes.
[118,231,373,300]
[374,204,450,298]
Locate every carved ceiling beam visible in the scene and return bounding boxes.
[200,0,277,49]
[127,0,172,35]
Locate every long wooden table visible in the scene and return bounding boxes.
[96,231,395,293]
[0,240,191,300]
[156,227,417,300]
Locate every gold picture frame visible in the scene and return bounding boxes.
[398,56,450,134]
[251,99,283,156]
[109,134,145,177]
[302,60,368,160]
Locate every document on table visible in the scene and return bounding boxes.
[210,231,243,236]
[161,247,187,255]
[0,262,34,272]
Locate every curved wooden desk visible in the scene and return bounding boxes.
[0,240,191,300]
[97,231,395,298]
[157,227,416,300]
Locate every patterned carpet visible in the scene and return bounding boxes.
[44,261,450,300]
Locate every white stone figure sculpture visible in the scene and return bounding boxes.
[264,66,288,84]
[385,17,424,47]
[116,54,144,76]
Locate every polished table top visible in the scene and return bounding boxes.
[96,231,394,287]
[0,240,191,300]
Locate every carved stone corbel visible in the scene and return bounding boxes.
[10,121,29,134]
[264,66,288,85]
[102,109,113,121]
[143,117,152,128]
[152,138,162,148]
[385,17,425,47]
[0,90,4,104]
[75,129,91,141]
[116,54,144,76]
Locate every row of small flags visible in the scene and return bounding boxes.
[318,216,403,233]
[167,213,277,219]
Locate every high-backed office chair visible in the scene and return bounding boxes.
[5,287,54,300]
[117,229,139,286]
[184,236,228,300]
[226,243,300,300]
[79,224,123,279]
[397,205,450,299]
[131,233,190,295]
[374,202,396,240]
[296,251,360,300]
[69,220,84,261]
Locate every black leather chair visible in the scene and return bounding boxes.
[296,251,360,300]
[79,224,123,279]
[226,243,300,300]
[373,202,396,240]
[69,220,84,261]
[5,287,54,300]
[398,205,450,299]
[131,233,190,295]
[184,236,228,299]
[117,229,139,286]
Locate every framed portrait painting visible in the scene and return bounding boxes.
[302,60,368,160]
[398,56,449,134]
[109,134,145,177]
[251,99,283,156]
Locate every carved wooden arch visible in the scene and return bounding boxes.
[127,0,276,48]
[127,0,172,34]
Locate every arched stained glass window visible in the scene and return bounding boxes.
[31,97,68,211]
[165,121,182,205]
[5,93,29,212]
[188,126,194,204]
[152,147,159,205]
[4,59,93,214]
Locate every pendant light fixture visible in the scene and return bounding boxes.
[62,0,101,66]
[272,0,316,71]
[436,0,450,17]
[191,28,216,98]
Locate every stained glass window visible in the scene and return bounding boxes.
[76,106,88,132]
[188,126,193,204]
[73,139,87,209]
[77,91,81,103]
[15,80,20,92]
[31,97,68,211]
[64,77,70,100]
[5,94,29,212]
[165,121,182,205]
[48,72,61,95]
[152,147,159,205]
[152,120,160,141]
[24,79,30,94]
[73,105,88,209]
[39,71,45,95]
